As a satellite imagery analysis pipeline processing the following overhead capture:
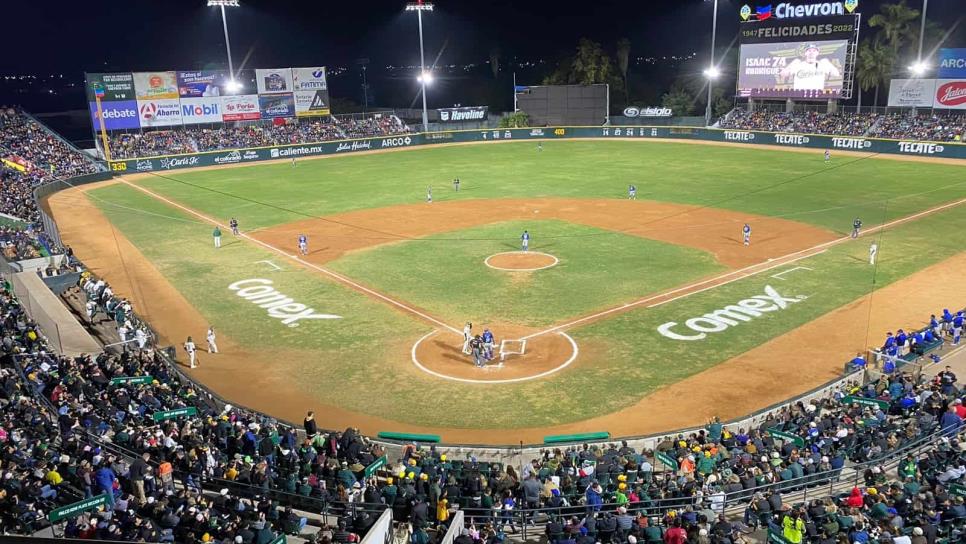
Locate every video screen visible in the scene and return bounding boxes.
[738,40,848,99]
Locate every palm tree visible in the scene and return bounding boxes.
[868,1,921,55]
[616,38,631,104]
[857,41,893,108]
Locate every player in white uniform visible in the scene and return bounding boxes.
[742,223,751,246]
[206,326,218,354]
[298,234,308,256]
[521,230,530,251]
[184,336,198,369]
[869,242,878,265]
[426,185,433,203]
[462,322,473,354]
[825,150,831,163]
[779,43,842,91]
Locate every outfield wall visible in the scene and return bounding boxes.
[106,126,966,173]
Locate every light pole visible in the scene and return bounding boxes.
[208,0,241,91]
[910,0,929,75]
[406,0,434,132]
[705,0,719,126]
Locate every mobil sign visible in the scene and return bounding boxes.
[89,100,140,130]
[181,97,222,124]
[934,80,966,110]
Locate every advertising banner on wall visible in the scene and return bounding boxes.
[177,71,228,97]
[934,79,966,110]
[256,68,294,94]
[437,106,488,122]
[887,79,936,107]
[292,67,328,91]
[137,99,183,127]
[938,49,966,79]
[258,93,296,118]
[222,95,261,121]
[133,72,180,100]
[294,90,331,117]
[88,100,141,130]
[85,73,136,101]
[180,97,223,124]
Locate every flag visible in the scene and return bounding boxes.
[514,85,530,93]
[756,4,772,20]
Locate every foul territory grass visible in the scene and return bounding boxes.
[326,219,724,327]
[130,141,965,235]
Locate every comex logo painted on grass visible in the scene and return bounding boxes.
[657,285,807,341]
[229,279,342,327]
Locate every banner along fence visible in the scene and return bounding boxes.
[105,125,966,174]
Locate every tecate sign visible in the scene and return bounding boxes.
[897,142,945,155]
[832,137,872,149]
[381,136,413,148]
[623,106,673,118]
[774,134,810,145]
[657,285,806,341]
[724,131,755,141]
[229,279,341,326]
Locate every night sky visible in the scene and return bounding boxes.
[5,0,960,73]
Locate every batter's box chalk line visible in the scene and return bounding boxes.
[499,339,527,361]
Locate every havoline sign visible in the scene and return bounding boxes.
[438,106,488,122]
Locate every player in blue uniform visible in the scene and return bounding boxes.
[298,234,308,256]
[851,217,862,238]
[628,184,637,200]
[482,328,495,361]
[742,223,751,246]
[521,230,530,252]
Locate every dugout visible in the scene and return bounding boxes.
[515,84,609,126]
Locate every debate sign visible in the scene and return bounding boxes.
[177,70,228,97]
[88,100,141,130]
[222,95,261,121]
[181,97,223,124]
[256,68,294,94]
[85,73,135,101]
[294,90,331,117]
[292,67,328,91]
[137,99,183,127]
[133,72,179,100]
[259,93,296,118]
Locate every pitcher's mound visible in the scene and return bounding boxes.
[484,251,558,271]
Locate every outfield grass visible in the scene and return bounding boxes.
[326,219,724,327]
[132,141,965,234]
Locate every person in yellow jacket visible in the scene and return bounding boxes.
[436,497,450,525]
[782,512,805,544]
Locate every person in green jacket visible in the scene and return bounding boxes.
[782,512,805,544]
[213,226,222,248]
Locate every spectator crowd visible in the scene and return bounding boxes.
[107,115,410,160]
[718,110,966,142]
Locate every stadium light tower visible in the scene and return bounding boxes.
[405,0,434,132]
[704,0,720,127]
[910,0,929,75]
[208,0,242,92]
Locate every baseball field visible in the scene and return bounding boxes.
[47,139,966,444]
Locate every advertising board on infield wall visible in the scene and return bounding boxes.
[107,125,966,173]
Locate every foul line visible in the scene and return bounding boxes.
[114,176,462,335]
[770,266,813,280]
[522,197,966,340]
